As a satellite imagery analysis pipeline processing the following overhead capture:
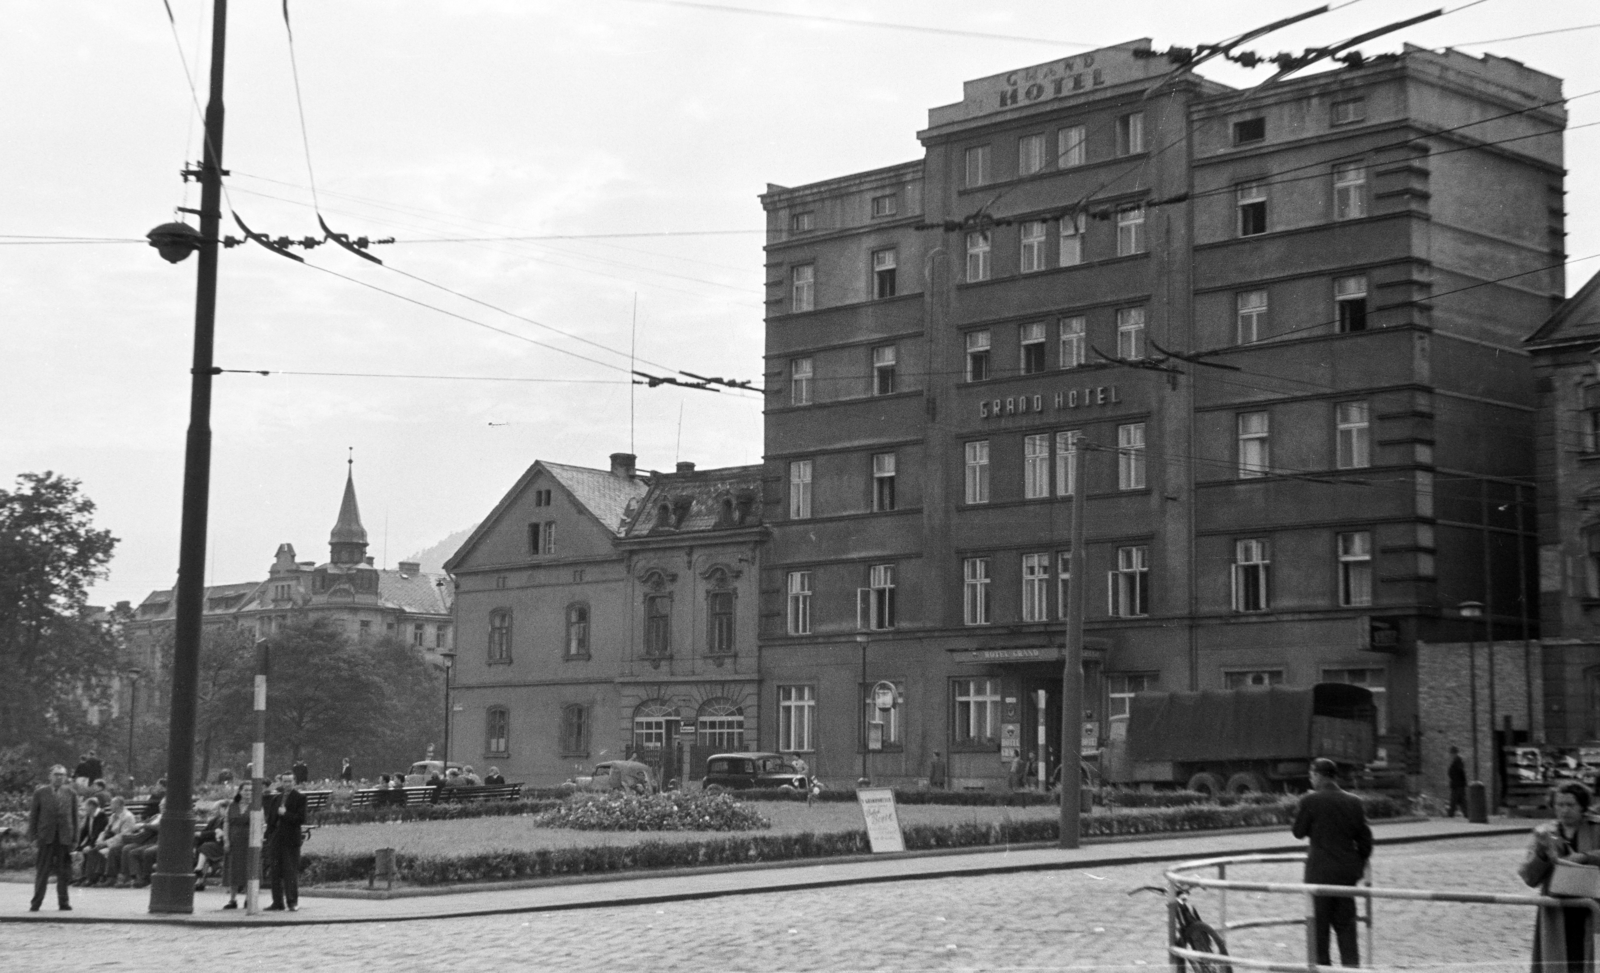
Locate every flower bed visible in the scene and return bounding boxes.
[529,791,770,832]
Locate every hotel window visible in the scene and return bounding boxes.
[871,194,898,218]
[964,441,990,504]
[791,264,814,312]
[1335,275,1368,332]
[1225,669,1284,689]
[1108,673,1159,719]
[1238,411,1270,478]
[1024,433,1050,499]
[790,211,814,233]
[953,678,1000,743]
[872,248,898,299]
[644,595,671,657]
[786,571,812,635]
[1058,315,1086,369]
[1056,430,1082,496]
[1338,531,1373,606]
[1332,98,1366,126]
[963,557,991,626]
[527,521,555,556]
[559,704,587,755]
[778,685,815,752]
[966,330,991,381]
[872,452,897,512]
[1020,322,1047,373]
[565,603,589,658]
[790,357,813,406]
[1021,553,1050,622]
[965,144,992,187]
[1116,306,1146,360]
[1058,124,1086,167]
[1109,545,1149,617]
[1237,289,1268,344]
[788,459,812,519]
[486,706,510,755]
[965,230,992,282]
[1333,162,1366,220]
[873,344,897,395]
[1116,112,1144,155]
[1117,422,1146,490]
[1336,401,1371,469]
[488,609,511,664]
[1018,133,1045,175]
[1233,539,1270,612]
[696,702,746,753]
[1020,220,1047,273]
[862,681,904,750]
[1056,551,1073,620]
[707,590,735,655]
[859,564,896,631]
[1116,204,1146,256]
[1233,117,1265,145]
[1059,210,1086,266]
[1237,180,1268,237]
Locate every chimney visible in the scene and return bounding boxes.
[398,561,421,575]
[676,461,696,473]
[364,556,375,566]
[610,452,637,477]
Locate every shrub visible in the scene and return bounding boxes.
[531,790,770,832]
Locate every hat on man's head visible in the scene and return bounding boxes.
[1311,757,1339,777]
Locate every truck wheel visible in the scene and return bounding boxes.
[1224,772,1267,797]
[1186,772,1225,798]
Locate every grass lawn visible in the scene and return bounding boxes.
[306,801,1063,859]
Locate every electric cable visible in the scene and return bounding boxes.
[611,0,1098,48]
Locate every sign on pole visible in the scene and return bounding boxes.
[855,787,905,854]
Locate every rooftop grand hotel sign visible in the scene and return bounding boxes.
[929,41,1163,126]
[979,384,1123,419]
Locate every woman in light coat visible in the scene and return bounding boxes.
[1520,780,1600,972]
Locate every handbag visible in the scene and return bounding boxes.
[1549,859,1600,898]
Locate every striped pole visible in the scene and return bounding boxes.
[247,639,267,916]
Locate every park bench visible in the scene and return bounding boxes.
[347,785,439,809]
[433,782,524,804]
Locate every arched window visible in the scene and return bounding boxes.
[632,699,677,754]
[560,704,589,755]
[485,706,509,756]
[565,603,589,658]
[696,698,745,751]
[488,609,512,664]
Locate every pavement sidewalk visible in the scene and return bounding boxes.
[0,816,1530,927]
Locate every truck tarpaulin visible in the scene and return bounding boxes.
[1125,684,1372,763]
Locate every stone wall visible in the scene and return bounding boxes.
[1415,639,1543,802]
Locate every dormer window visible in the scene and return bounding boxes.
[719,499,735,528]
[656,503,673,529]
[671,498,692,528]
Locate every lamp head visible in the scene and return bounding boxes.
[1457,600,1485,620]
[146,221,202,264]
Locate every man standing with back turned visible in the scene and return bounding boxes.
[1293,757,1373,967]
[28,765,79,912]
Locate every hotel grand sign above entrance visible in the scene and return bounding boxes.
[979,384,1123,420]
[931,41,1163,126]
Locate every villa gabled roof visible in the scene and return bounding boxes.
[621,464,764,539]
[1527,269,1600,347]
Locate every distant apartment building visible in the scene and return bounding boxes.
[759,41,1565,790]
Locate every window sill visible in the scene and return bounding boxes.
[563,653,591,662]
[485,751,510,760]
[487,658,513,666]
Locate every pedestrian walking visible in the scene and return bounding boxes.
[1519,780,1600,972]
[339,757,353,785]
[1291,757,1372,968]
[28,765,80,912]
[291,759,309,785]
[928,750,946,790]
[1448,745,1469,818]
[1008,752,1029,791]
[264,772,307,911]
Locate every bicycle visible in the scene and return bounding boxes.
[1130,884,1232,973]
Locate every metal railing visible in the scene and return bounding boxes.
[1160,851,1600,972]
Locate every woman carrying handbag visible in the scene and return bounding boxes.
[1520,781,1600,972]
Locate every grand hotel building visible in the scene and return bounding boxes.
[758,41,1566,790]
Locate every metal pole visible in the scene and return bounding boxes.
[859,636,868,786]
[150,0,228,915]
[1059,438,1086,848]
[1516,490,1534,742]
[126,674,138,788]
[246,639,266,915]
[1469,629,1480,783]
[442,661,451,780]
[1483,486,1497,813]
[1305,891,1319,971]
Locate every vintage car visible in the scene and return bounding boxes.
[562,759,657,794]
[701,752,811,793]
[404,760,463,786]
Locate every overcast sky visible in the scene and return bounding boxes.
[6,0,1597,611]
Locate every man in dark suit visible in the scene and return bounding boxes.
[291,759,309,785]
[1446,746,1468,818]
[263,772,308,911]
[28,765,79,911]
[1292,757,1373,967]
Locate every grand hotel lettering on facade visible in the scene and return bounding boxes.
[978,384,1124,420]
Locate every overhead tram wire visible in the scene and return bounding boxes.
[1449,21,1600,45]
[216,368,631,385]
[611,0,1099,48]
[279,1,321,214]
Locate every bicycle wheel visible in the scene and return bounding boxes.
[1178,921,1232,973]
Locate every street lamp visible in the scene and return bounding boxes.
[1458,601,1489,823]
[125,667,143,789]
[438,650,457,779]
[856,634,870,788]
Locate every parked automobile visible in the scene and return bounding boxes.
[701,752,811,793]
[404,760,463,786]
[562,759,657,794]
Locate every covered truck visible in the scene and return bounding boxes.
[1101,682,1377,795]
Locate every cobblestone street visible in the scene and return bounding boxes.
[0,833,1551,972]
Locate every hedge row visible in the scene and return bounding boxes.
[309,797,564,827]
[735,787,1059,806]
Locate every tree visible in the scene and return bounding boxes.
[0,472,119,772]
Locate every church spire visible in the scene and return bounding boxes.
[329,451,369,565]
